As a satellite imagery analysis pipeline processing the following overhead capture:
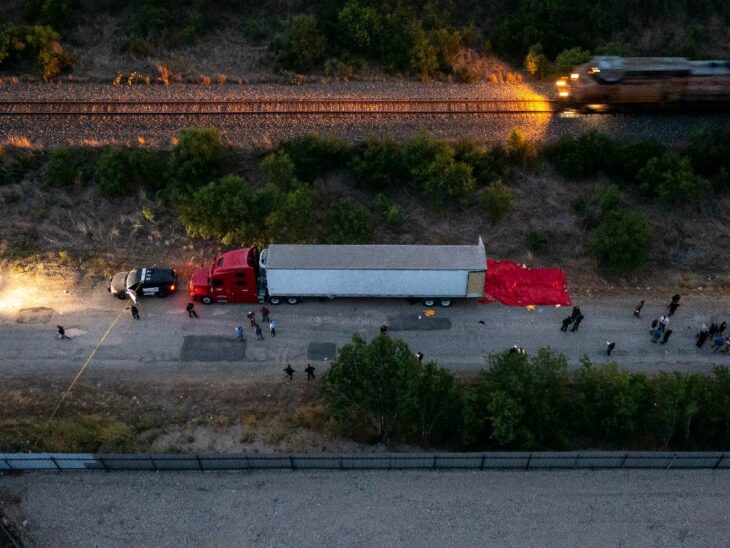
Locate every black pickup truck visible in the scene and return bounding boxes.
[108,268,178,299]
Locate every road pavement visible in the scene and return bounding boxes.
[0,281,729,381]
[2,469,729,547]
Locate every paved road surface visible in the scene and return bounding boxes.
[2,470,729,547]
[0,281,729,381]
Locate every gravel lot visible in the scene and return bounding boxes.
[1,82,727,147]
[2,469,729,547]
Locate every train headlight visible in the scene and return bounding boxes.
[559,91,570,98]
[556,80,566,87]
[570,73,579,79]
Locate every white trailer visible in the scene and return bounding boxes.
[258,238,486,306]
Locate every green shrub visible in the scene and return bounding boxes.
[274,14,327,72]
[553,47,591,74]
[373,193,403,231]
[479,180,512,222]
[589,209,650,271]
[97,147,164,198]
[0,24,72,80]
[324,199,372,244]
[169,128,224,189]
[506,128,538,169]
[685,125,730,188]
[45,147,90,187]
[265,184,315,243]
[24,0,79,28]
[336,0,381,54]
[280,134,349,183]
[349,136,402,190]
[524,43,551,78]
[126,1,205,47]
[636,153,700,205]
[545,131,618,179]
[260,150,299,190]
[527,230,550,252]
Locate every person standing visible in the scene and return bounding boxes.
[697,324,709,348]
[260,306,271,323]
[129,305,140,320]
[667,297,680,316]
[571,306,581,320]
[283,364,294,380]
[235,326,244,342]
[247,311,256,326]
[416,351,424,363]
[560,316,573,332]
[254,323,264,341]
[570,313,584,332]
[56,325,70,340]
[186,302,198,318]
[660,329,673,345]
[269,320,277,337]
[633,300,645,319]
[606,341,616,356]
[659,315,669,333]
[304,364,315,380]
[709,322,719,339]
[718,321,727,336]
[380,325,389,334]
[652,327,663,343]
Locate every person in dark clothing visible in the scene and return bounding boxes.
[697,327,709,348]
[570,313,584,332]
[671,294,681,303]
[668,301,680,316]
[661,329,673,345]
[380,325,389,334]
[56,325,70,340]
[283,364,294,380]
[571,306,581,320]
[719,321,728,336]
[560,316,573,332]
[304,364,315,380]
[651,318,659,330]
[254,323,264,341]
[416,351,424,362]
[129,305,140,320]
[606,341,615,356]
[186,303,198,318]
[633,300,645,319]
[260,306,271,322]
[709,323,719,338]
[247,311,256,326]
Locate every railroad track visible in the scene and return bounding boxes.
[0,99,555,115]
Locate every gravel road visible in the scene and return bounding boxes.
[1,82,727,146]
[2,469,729,547]
[0,280,729,382]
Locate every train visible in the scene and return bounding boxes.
[555,56,730,109]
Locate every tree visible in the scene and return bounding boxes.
[280,134,350,183]
[479,180,512,222]
[524,43,550,78]
[650,372,700,449]
[336,0,381,54]
[553,47,591,74]
[589,210,650,271]
[44,147,90,187]
[506,128,538,169]
[260,150,298,190]
[169,128,224,189]
[265,184,315,243]
[348,136,402,190]
[274,14,326,72]
[97,147,164,198]
[636,153,700,205]
[324,199,372,244]
[321,333,461,444]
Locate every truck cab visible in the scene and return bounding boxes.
[189,248,260,304]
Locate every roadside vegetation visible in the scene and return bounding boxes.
[2,125,730,273]
[1,0,726,80]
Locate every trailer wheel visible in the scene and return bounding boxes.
[269,296,281,305]
[423,298,435,307]
[287,297,300,305]
[201,296,213,305]
[439,299,452,307]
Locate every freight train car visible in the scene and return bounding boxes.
[556,56,730,109]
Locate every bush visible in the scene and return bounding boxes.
[280,134,350,183]
[265,184,315,243]
[685,125,730,188]
[527,230,550,252]
[97,147,164,198]
[545,131,618,179]
[348,136,402,190]
[169,128,224,189]
[336,0,381,54]
[0,24,72,80]
[373,193,403,231]
[24,0,79,28]
[126,1,206,48]
[324,199,372,244]
[589,209,650,271]
[506,128,538,169]
[636,153,700,205]
[274,14,327,72]
[553,47,591,74]
[524,43,550,78]
[260,150,299,190]
[321,334,462,444]
[479,180,512,222]
[45,147,90,187]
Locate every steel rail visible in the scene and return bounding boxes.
[0,99,555,115]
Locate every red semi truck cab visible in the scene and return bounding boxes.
[189,247,260,304]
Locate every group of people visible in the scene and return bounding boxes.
[239,307,276,342]
[696,320,729,353]
[560,306,584,333]
[283,363,316,381]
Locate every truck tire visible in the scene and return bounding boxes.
[287,297,300,305]
[423,298,435,307]
[439,299,452,307]
[201,296,213,305]
[269,296,281,305]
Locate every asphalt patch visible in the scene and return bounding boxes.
[180,335,247,362]
[16,307,54,324]
[388,315,451,331]
[307,342,337,361]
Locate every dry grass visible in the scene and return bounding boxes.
[5,136,33,148]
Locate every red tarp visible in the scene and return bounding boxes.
[481,259,572,306]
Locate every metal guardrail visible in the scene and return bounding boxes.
[1,452,728,472]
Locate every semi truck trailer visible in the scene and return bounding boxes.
[189,239,486,306]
